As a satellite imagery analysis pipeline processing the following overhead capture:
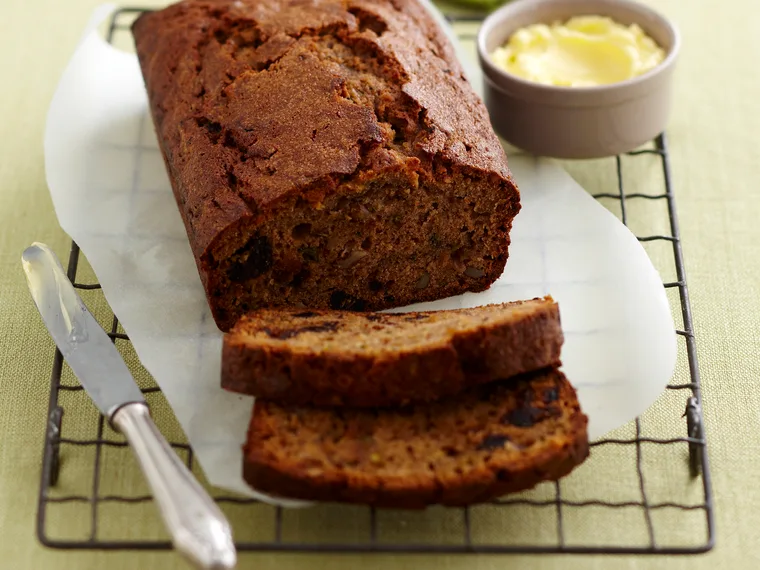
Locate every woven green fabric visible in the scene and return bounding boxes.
[2,0,759,567]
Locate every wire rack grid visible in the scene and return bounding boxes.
[35,7,714,555]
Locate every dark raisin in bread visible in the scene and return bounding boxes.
[131,0,521,331]
[222,296,563,407]
[243,368,589,508]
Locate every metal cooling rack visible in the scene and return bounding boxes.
[36,7,714,555]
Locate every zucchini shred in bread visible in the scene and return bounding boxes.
[222,297,564,407]
[244,368,589,507]
[131,0,521,331]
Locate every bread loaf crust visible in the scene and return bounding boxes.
[222,298,564,407]
[132,0,520,331]
[243,368,589,508]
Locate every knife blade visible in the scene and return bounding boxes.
[22,242,236,570]
[22,242,145,418]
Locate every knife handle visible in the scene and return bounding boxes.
[112,402,236,569]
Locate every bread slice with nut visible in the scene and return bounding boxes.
[243,367,589,508]
[222,296,563,407]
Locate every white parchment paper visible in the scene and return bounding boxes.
[43,5,677,502]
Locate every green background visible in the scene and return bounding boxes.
[2,0,759,568]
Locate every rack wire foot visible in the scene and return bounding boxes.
[46,406,63,487]
[685,397,703,477]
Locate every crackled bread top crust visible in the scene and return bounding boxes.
[132,0,516,258]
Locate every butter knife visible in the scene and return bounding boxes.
[22,242,236,570]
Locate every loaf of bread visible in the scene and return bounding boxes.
[222,297,563,407]
[131,0,521,331]
[243,368,589,507]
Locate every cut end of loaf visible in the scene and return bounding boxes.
[242,368,589,508]
[205,170,519,331]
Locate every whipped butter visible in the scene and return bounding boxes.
[490,16,665,87]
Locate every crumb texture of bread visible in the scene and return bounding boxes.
[131,0,520,331]
[222,297,564,406]
[243,368,589,507]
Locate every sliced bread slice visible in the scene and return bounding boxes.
[222,296,563,407]
[243,367,589,508]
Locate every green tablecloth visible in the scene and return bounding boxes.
[2,0,759,567]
